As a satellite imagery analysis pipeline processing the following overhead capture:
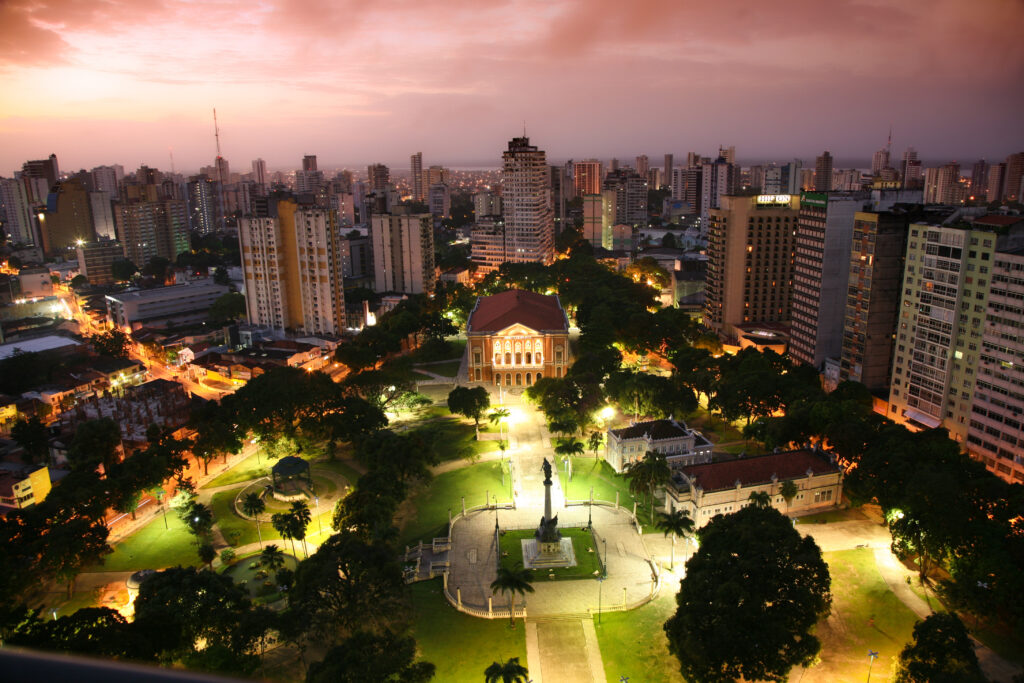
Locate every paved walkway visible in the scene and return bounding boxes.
[872,549,1019,683]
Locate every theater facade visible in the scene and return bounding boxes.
[465,289,572,388]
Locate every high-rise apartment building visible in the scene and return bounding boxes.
[21,154,60,191]
[841,208,918,392]
[814,152,833,191]
[704,194,799,338]
[935,162,962,205]
[502,137,554,264]
[986,163,1006,203]
[0,178,38,245]
[1003,152,1024,202]
[572,160,602,197]
[76,240,126,286]
[582,192,616,250]
[239,197,346,334]
[252,159,268,191]
[871,148,891,176]
[968,245,1024,483]
[428,183,451,219]
[367,164,390,193]
[602,169,647,225]
[887,224,995,442]
[763,160,802,195]
[187,175,219,234]
[901,148,922,189]
[302,155,318,172]
[970,160,989,199]
[550,165,570,235]
[40,178,94,255]
[115,200,189,267]
[700,157,736,228]
[89,191,116,240]
[370,211,436,295]
[473,192,502,219]
[470,217,506,275]
[718,146,736,166]
[635,155,649,177]
[410,152,424,202]
[90,165,120,195]
[664,154,674,189]
[789,191,870,369]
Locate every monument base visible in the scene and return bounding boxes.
[521,538,577,569]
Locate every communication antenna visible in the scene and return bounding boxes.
[212,108,226,231]
[169,147,175,174]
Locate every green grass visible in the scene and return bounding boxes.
[410,579,527,683]
[795,507,870,525]
[410,417,501,462]
[596,591,685,682]
[498,528,603,580]
[100,512,201,572]
[223,553,299,601]
[399,461,512,546]
[210,487,336,549]
[561,456,656,530]
[313,458,362,484]
[408,338,466,363]
[207,449,273,488]
[416,359,462,377]
[810,549,921,682]
[46,586,104,619]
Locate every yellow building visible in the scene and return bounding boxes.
[0,466,52,509]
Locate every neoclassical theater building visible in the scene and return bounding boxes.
[465,289,572,387]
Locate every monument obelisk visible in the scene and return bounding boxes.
[524,458,574,568]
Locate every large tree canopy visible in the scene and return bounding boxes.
[664,505,832,683]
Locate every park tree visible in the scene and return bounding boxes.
[243,493,267,547]
[67,418,122,472]
[208,291,246,324]
[306,630,435,683]
[8,606,152,661]
[656,508,694,570]
[198,542,217,570]
[12,416,49,465]
[70,274,89,289]
[272,512,301,559]
[110,258,138,282]
[290,529,408,643]
[447,386,491,439]
[190,401,242,474]
[290,500,312,557]
[89,329,132,359]
[490,564,535,628]
[780,479,799,514]
[664,505,832,683]
[624,451,671,524]
[895,613,985,683]
[260,543,286,573]
[181,501,214,546]
[485,657,530,683]
[133,567,259,663]
[587,430,603,459]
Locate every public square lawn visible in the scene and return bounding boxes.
[100,513,201,572]
[210,486,336,548]
[596,591,685,683]
[411,416,501,462]
[561,456,656,530]
[207,449,274,488]
[410,579,527,683]
[795,507,871,525]
[416,359,462,377]
[806,548,919,682]
[498,528,603,580]
[223,552,299,601]
[398,461,512,546]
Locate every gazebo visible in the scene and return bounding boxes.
[271,456,312,490]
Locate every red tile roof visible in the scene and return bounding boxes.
[467,290,568,334]
[973,215,1024,227]
[680,449,838,492]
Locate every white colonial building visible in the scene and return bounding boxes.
[605,418,712,473]
[664,448,843,528]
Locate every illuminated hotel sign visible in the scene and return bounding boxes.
[756,194,792,205]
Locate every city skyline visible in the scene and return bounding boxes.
[2,0,1022,173]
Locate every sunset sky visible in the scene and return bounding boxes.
[1,0,1022,174]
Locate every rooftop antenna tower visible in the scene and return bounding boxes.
[169,147,175,174]
[212,108,226,231]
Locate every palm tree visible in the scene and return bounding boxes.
[290,500,312,558]
[656,508,695,570]
[554,438,584,460]
[749,490,772,508]
[780,479,798,515]
[242,492,266,548]
[271,512,298,558]
[260,543,286,573]
[587,430,603,459]
[484,657,529,683]
[490,564,535,628]
[624,451,671,524]
[488,408,510,439]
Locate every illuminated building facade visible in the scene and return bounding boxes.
[704,194,799,340]
[466,290,570,387]
[502,137,555,264]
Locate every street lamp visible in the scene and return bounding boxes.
[315,495,323,537]
[597,576,604,625]
[493,494,499,532]
[866,649,879,682]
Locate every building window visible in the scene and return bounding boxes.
[475,368,481,381]
[505,352,512,365]
[474,351,481,365]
